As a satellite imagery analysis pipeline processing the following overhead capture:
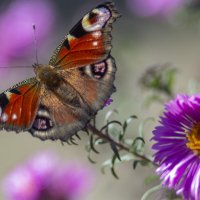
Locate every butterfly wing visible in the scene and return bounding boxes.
[0,78,41,132]
[52,2,119,115]
[49,2,120,69]
[29,86,91,141]
[60,56,116,112]
[29,2,119,141]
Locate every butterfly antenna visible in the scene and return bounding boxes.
[32,24,39,64]
[0,66,33,68]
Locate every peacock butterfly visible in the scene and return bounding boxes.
[0,2,120,141]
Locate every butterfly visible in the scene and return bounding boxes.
[0,2,120,142]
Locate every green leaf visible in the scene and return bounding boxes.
[111,165,119,179]
[110,141,121,161]
[105,109,118,122]
[101,159,112,174]
[133,160,140,169]
[94,138,107,145]
[101,154,135,177]
[132,137,145,146]
[130,137,145,153]
[133,159,149,169]
[134,117,155,151]
[111,154,119,179]
[140,159,150,167]
[109,125,121,139]
[87,153,96,164]
[124,138,134,146]
[89,134,99,154]
[119,154,135,162]
[122,115,137,134]
[100,120,122,133]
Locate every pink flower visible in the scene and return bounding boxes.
[2,151,94,200]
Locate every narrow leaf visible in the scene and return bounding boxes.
[90,135,99,154]
[100,120,122,133]
[101,159,112,174]
[123,115,137,133]
[105,109,118,122]
[87,154,96,164]
[111,165,119,179]
[132,137,145,147]
[110,141,121,161]
[133,160,140,169]
[111,154,119,179]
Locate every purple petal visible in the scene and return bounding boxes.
[104,98,113,107]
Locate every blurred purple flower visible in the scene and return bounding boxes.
[126,0,186,18]
[0,0,55,64]
[2,151,94,200]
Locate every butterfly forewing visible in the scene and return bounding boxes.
[49,2,120,69]
[0,78,41,131]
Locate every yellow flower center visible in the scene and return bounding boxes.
[186,123,200,154]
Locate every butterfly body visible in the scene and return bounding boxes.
[0,2,120,141]
[34,65,60,88]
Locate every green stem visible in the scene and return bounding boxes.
[87,124,157,166]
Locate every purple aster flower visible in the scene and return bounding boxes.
[0,0,55,63]
[152,94,200,200]
[2,151,94,200]
[126,0,185,18]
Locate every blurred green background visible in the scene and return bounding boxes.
[0,0,200,199]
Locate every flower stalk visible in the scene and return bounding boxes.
[87,124,156,166]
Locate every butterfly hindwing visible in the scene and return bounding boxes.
[49,2,120,69]
[29,83,91,141]
[0,78,41,131]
